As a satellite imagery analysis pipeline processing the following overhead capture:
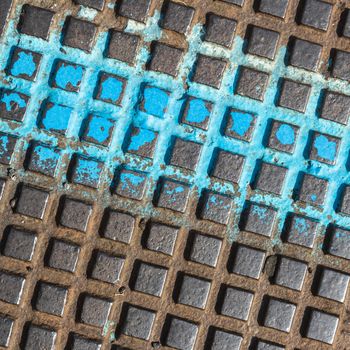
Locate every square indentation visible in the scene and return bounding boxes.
[197,191,233,225]
[319,90,350,125]
[229,244,265,279]
[120,304,156,340]
[1,226,37,261]
[118,0,151,22]
[8,47,41,81]
[240,202,276,237]
[235,67,269,101]
[39,101,72,135]
[58,197,92,232]
[21,324,56,350]
[297,0,333,31]
[106,30,140,65]
[163,316,198,350]
[0,270,25,305]
[309,132,340,165]
[267,120,299,154]
[206,327,243,350]
[218,285,254,321]
[143,222,179,256]
[51,60,85,92]
[124,126,158,159]
[100,209,135,244]
[245,25,279,60]
[204,13,236,48]
[210,148,245,184]
[33,281,68,316]
[331,49,350,82]
[192,54,227,89]
[160,1,194,34]
[273,256,308,291]
[147,42,184,77]
[26,142,60,177]
[155,178,190,213]
[130,261,167,297]
[69,155,103,189]
[186,231,222,267]
[62,16,97,52]
[77,294,112,328]
[277,79,311,113]
[175,273,211,309]
[82,114,114,147]
[89,250,125,284]
[253,162,287,195]
[115,168,148,200]
[303,309,338,344]
[18,4,54,40]
[68,333,101,350]
[45,238,80,273]
[0,314,13,347]
[223,108,256,142]
[0,89,29,122]
[283,214,318,248]
[15,184,49,220]
[95,72,126,105]
[326,226,350,260]
[181,96,212,130]
[168,137,202,171]
[314,267,350,302]
[296,173,328,207]
[256,0,288,18]
[0,133,17,165]
[287,37,322,72]
[261,297,296,332]
[139,85,169,118]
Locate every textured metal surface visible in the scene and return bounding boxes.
[1,0,350,349]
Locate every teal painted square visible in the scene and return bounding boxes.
[140,85,169,118]
[82,114,114,146]
[39,102,72,135]
[0,133,17,165]
[0,89,29,122]
[71,155,103,188]
[27,143,60,177]
[8,47,41,81]
[181,96,212,130]
[95,72,126,105]
[115,168,148,200]
[51,60,85,92]
[224,109,256,142]
[126,126,158,158]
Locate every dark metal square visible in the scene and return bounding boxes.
[278,79,311,113]
[296,173,328,206]
[115,168,148,200]
[319,90,350,125]
[0,89,29,122]
[309,132,340,165]
[0,270,25,305]
[118,0,151,22]
[125,126,158,159]
[181,96,212,130]
[267,120,299,154]
[8,47,41,81]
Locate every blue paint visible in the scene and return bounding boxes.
[32,144,60,175]
[99,76,124,104]
[11,50,36,77]
[251,204,268,220]
[164,184,184,195]
[41,103,72,134]
[0,135,9,155]
[54,62,84,90]
[230,110,253,136]
[185,98,210,124]
[294,217,308,234]
[310,194,317,202]
[120,171,146,194]
[1,92,26,111]
[142,86,169,118]
[314,134,337,162]
[128,128,156,152]
[74,156,103,187]
[276,124,295,145]
[84,115,114,145]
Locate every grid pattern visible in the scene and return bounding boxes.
[0,0,350,349]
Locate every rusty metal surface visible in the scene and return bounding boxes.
[0,0,350,349]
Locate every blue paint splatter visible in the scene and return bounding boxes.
[128,128,156,152]
[11,51,36,77]
[251,204,268,220]
[1,92,26,111]
[32,144,60,176]
[294,217,309,234]
[185,98,210,124]
[99,76,124,104]
[54,62,84,90]
[0,135,9,155]
[164,184,184,195]
[276,124,295,145]
[314,134,336,162]
[230,110,253,136]
[142,86,169,118]
[74,156,103,187]
[85,115,114,145]
[310,194,317,202]
[41,103,72,134]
